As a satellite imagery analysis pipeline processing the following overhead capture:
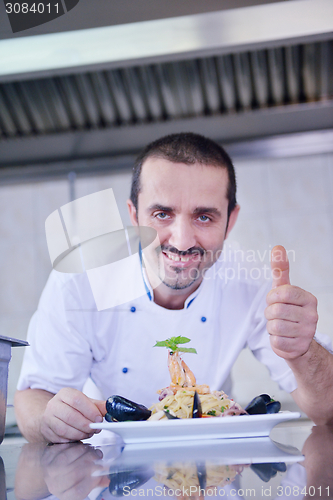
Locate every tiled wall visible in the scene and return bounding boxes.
[1,152,333,422]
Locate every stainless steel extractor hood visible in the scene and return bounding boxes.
[0,0,332,173]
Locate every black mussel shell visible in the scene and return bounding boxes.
[250,462,286,482]
[259,394,272,404]
[271,462,287,472]
[196,462,207,490]
[109,467,154,496]
[192,391,203,418]
[245,394,282,415]
[245,396,267,415]
[266,401,281,414]
[250,463,278,482]
[164,410,180,419]
[106,395,151,422]
[105,412,113,422]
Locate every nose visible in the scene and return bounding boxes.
[168,216,196,252]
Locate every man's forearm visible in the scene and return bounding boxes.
[289,340,333,425]
[14,388,55,442]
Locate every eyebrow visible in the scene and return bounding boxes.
[147,204,221,217]
[147,204,174,213]
[193,207,222,217]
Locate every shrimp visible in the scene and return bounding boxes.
[181,358,196,386]
[158,384,210,395]
[168,351,197,387]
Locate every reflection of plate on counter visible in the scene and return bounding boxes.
[94,436,303,474]
[90,411,301,444]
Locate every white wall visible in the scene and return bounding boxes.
[229,153,333,410]
[0,170,132,424]
[1,151,333,423]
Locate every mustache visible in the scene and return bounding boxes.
[159,245,205,257]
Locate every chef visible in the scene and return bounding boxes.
[15,133,333,443]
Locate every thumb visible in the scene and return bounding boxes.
[91,398,107,417]
[271,245,290,288]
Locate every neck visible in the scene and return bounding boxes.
[151,280,202,310]
[142,254,204,310]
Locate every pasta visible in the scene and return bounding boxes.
[149,389,233,419]
[149,337,246,420]
[154,461,242,493]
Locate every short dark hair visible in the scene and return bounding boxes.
[130,132,237,218]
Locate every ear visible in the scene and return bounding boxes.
[225,204,240,239]
[127,199,138,226]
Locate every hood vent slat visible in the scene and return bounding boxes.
[0,40,332,139]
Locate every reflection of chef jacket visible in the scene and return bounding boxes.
[17,251,331,408]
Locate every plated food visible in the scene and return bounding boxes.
[105,337,281,423]
[154,461,245,496]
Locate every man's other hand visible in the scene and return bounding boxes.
[265,245,318,360]
[40,388,106,443]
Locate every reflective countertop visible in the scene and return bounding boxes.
[1,419,332,500]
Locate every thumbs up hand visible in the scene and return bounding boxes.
[265,245,318,361]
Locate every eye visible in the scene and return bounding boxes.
[198,215,211,222]
[155,212,169,219]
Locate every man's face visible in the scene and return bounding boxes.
[128,157,238,291]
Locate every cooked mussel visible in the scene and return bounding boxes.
[245,396,267,415]
[106,395,151,422]
[259,394,271,404]
[192,390,202,418]
[196,462,207,490]
[105,412,113,422]
[164,410,180,419]
[266,401,281,413]
[109,467,154,496]
[250,462,286,482]
[271,462,287,472]
[244,394,281,415]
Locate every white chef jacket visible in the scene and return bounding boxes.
[17,250,330,407]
